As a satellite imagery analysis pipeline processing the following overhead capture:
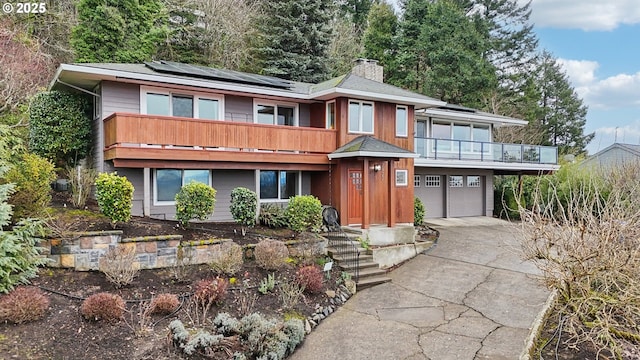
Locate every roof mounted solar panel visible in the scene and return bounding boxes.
[144,61,293,89]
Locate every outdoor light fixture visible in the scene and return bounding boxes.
[372,164,382,172]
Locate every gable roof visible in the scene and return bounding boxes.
[50,62,445,109]
[328,135,419,159]
[580,143,640,168]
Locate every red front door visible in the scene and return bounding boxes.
[348,170,363,225]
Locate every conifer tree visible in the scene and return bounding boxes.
[362,2,398,69]
[71,0,168,63]
[258,0,334,83]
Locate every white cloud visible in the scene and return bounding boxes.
[590,120,640,153]
[556,59,640,109]
[524,0,640,31]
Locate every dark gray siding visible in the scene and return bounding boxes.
[299,104,310,127]
[225,95,253,122]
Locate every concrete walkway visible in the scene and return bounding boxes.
[290,217,550,360]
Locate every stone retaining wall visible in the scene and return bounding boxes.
[39,232,327,271]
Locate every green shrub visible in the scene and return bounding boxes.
[229,187,257,234]
[0,286,50,324]
[80,292,125,322]
[5,153,55,220]
[29,91,91,167]
[175,181,216,227]
[414,196,425,226]
[259,203,287,228]
[254,239,289,270]
[285,195,322,232]
[95,172,134,227]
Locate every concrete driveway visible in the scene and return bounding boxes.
[290,217,550,360]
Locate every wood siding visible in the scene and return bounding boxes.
[103,113,337,165]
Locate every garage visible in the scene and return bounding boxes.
[414,170,492,219]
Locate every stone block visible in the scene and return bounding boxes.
[168,240,181,248]
[80,237,94,249]
[92,235,117,245]
[156,240,168,248]
[50,239,62,247]
[60,254,75,268]
[75,254,90,271]
[47,255,61,267]
[144,241,157,254]
[157,247,177,257]
[61,245,80,254]
[94,243,110,250]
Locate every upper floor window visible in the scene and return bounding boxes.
[326,101,336,129]
[255,101,297,126]
[348,100,374,134]
[396,106,408,137]
[432,121,490,142]
[142,87,223,120]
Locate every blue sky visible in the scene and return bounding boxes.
[520,0,640,154]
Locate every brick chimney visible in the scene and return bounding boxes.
[352,58,384,83]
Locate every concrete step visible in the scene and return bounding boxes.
[337,259,378,272]
[348,266,388,280]
[326,246,368,257]
[331,253,373,264]
[355,275,392,289]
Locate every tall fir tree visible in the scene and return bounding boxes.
[362,1,398,69]
[392,0,496,106]
[337,0,375,34]
[258,0,334,83]
[535,51,593,155]
[71,0,168,63]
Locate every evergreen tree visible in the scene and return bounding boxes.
[362,1,398,69]
[71,0,168,63]
[392,0,497,106]
[337,0,375,34]
[535,51,593,155]
[258,0,334,83]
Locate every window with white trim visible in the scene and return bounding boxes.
[395,169,408,186]
[425,175,441,187]
[260,170,299,200]
[396,105,408,137]
[449,175,464,188]
[326,101,336,129]
[414,175,421,187]
[348,100,374,133]
[142,87,223,120]
[254,101,297,126]
[154,169,211,205]
[467,176,481,188]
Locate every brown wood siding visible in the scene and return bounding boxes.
[104,113,337,164]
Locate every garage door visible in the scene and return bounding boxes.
[415,174,445,218]
[448,175,484,217]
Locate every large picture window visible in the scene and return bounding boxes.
[155,169,211,204]
[348,100,374,134]
[142,88,223,120]
[431,121,491,153]
[260,170,299,200]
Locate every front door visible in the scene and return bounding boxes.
[347,169,363,225]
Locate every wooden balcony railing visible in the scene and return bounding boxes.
[103,113,337,165]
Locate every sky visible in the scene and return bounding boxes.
[525,0,640,154]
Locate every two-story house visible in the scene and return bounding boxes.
[49,59,558,233]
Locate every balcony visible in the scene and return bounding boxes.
[414,137,558,165]
[103,113,337,168]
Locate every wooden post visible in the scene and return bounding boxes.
[388,160,396,227]
[143,167,150,217]
[362,159,370,229]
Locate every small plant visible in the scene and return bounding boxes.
[254,239,289,270]
[170,245,194,282]
[337,271,352,285]
[0,286,50,324]
[5,153,56,220]
[357,236,371,251]
[149,293,179,315]
[124,300,154,337]
[258,203,288,228]
[65,165,97,208]
[229,187,257,236]
[95,172,134,228]
[99,245,139,288]
[212,312,241,335]
[414,196,426,226]
[258,273,276,295]
[235,288,258,317]
[278,280,305,310]
[285,195,323,232]
[210,241,244,276]
[191,277,228,324]
[295,265,324,294]
[175,181,217,227]
[80,292,125,322]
